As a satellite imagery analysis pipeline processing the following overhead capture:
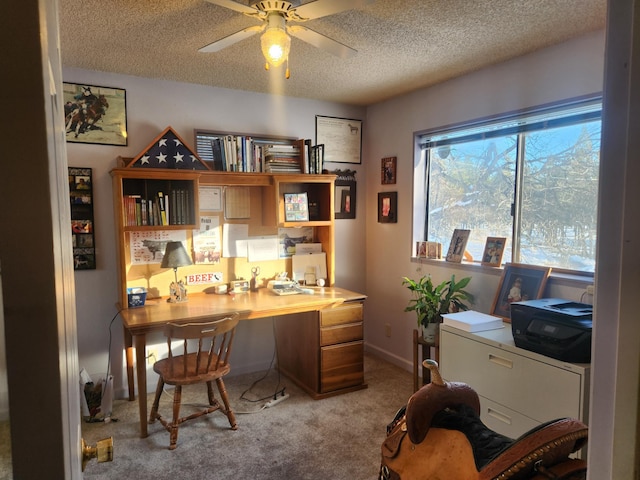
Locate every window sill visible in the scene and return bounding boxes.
[410,257,594,289]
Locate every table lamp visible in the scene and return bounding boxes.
[161,241,192,303]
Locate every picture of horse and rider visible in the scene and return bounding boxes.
[63,82,127,146]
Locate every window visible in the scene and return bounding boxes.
[415,97,601,273]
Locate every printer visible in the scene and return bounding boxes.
[510,298,592,363]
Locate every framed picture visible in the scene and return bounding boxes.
[62,82,128,146]
[426,241,442,259]
[445,229,471,263]
[311,143,325,174]
[69,167,96,270]
[315,115,362,164]
[482,237,507,266]
[491,263,552,321]
[381,156,397,184]
[284,192,309,222]
[333,169,356,219]
[378,192,397,223]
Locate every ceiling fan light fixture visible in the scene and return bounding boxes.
[260,12,291,69]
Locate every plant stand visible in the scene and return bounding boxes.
[413,328,440,392]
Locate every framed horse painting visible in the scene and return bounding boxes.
[62,82,128,146]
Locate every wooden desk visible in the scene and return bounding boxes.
[119,287,366,437]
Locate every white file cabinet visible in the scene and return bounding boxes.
[440,323,590,440]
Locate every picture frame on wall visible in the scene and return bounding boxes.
[63,82,128,146]
[315,115,362,164]
[381,156,397,184]
[333,169,356,219]
[491,263,552,321]
[378,191,397,223]
[482,237,507,266]
[69,167,96,270]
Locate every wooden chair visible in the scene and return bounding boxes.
[149,313,240,449]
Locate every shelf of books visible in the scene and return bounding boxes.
[113,171,199,230]
[111,127,337,308]
[195,131,325,174]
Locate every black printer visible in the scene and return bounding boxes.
[510,298,592,363]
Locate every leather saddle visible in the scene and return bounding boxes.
[380,360,588,480]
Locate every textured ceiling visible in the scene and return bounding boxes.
[58,0,606,107]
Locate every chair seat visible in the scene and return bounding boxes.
[153,353,230,386]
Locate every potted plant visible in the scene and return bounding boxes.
[402,274,474,342]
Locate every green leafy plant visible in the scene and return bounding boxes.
[402,274,474,328]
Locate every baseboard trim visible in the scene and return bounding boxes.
[365,343,413,372]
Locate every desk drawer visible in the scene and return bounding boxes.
[320,302,363,327]
[320,322,363,346]
[320,341,364,392]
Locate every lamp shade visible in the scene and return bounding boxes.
[260,12,290,68]
[160,241,193,269]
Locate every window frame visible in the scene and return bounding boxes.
[412,94,602,275]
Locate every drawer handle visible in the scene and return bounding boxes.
[488,353,513,369]
[487,407,512,425]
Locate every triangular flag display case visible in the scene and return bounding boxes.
[122,126,211,170]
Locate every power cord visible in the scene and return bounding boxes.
[238,318,286,404]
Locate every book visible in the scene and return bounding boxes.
[157,192,167,225]
[441,310,504,332]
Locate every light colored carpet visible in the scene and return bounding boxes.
[77,352,412,479]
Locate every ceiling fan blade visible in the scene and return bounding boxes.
[287,25,357,58]
[204,0,259,15]
[292,0,376,20]
[199,25,264,53]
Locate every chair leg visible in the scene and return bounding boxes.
[149,378,165,424]
[216,378,237,430]
[206,380,216,406]
[169,385,182,450]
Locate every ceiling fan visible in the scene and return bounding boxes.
[199,0,375,78]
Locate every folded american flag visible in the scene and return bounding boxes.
[127,126,210,170]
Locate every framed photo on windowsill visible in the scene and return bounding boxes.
[491,263,551,321]
[482,237,507,266]
[445,229,471,263]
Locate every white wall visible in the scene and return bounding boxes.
[362,31,605,369]
[62,69,366,397]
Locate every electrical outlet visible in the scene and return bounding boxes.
[146,348,157,365]
[385,323,391,337]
